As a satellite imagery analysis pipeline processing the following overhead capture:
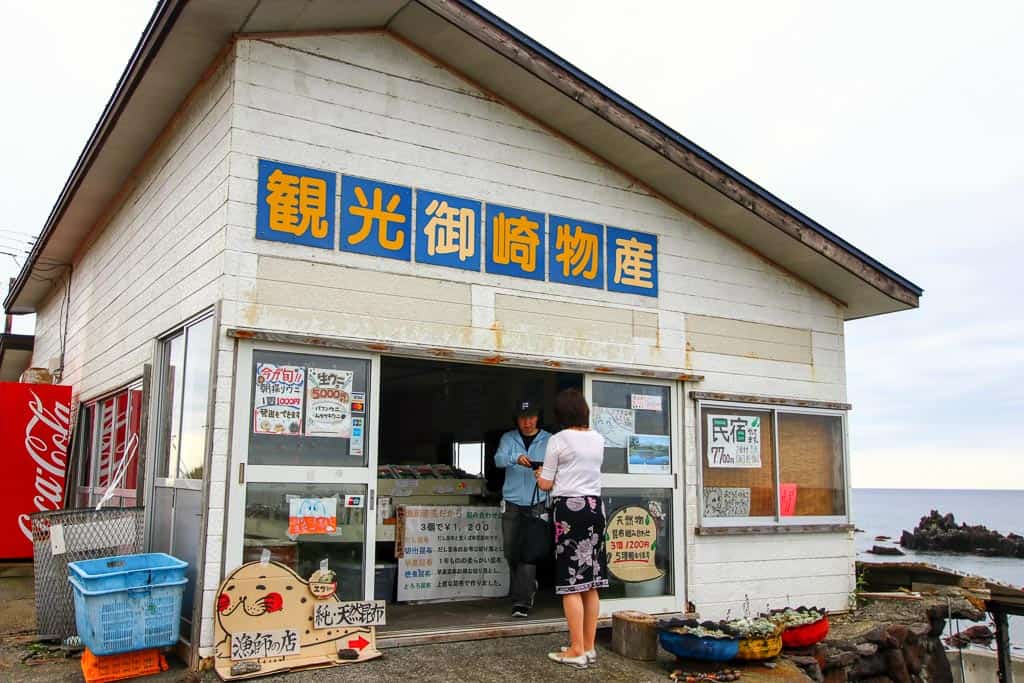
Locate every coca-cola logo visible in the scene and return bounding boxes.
[17,391,71,541]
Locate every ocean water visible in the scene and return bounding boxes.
[852,488,1024,652]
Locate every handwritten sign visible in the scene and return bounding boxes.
[231,629,300,660]
[254,363,305,435]
[703,487,751,517]
[305,368,353,438]
[313,600,386,629]
[706,414,761,467]
[630,394,662,411]
[398,506,508,601]
[288,497,337,536]
[605,505,664,582]
[592,406,635,449]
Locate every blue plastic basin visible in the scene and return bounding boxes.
[68,553,187,592]
[659,631,740,661]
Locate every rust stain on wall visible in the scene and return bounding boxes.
[430,348,455,358]
[594,366,612,373]
[481,355,509,364]
[543,360,562,368]
[490,321,504,350]
[367,343,390,351]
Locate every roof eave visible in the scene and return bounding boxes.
[5,0,922,320]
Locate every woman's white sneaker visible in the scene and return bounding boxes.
[548,651,588,669]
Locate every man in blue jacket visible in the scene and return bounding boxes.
[494,399,551,618]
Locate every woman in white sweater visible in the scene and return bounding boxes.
[535,388,607,668]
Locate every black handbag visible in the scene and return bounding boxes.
[516,484,553,564]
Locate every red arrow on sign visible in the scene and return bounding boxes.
[348,635,370,651]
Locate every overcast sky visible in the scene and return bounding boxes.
[2,1,1020,489]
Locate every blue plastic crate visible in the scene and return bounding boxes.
[68,553,187,592]
[69,575,187,656]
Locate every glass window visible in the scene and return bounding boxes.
[700,408,776,519]
[156,315,213,480]
[700,404,848,524]
[244,483,367,601]
[453,441,485,478]
[73,383,144,508]
[778,413,846,517]
[248,350,370,467]
[600,488,674,598]
[178,316,213,479]
[158,334,185,479]
[591,381,671,474]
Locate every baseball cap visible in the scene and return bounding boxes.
[515,399,539,417]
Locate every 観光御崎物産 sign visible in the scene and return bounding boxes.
[254,160,658,296]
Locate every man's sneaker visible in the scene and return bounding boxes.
[561,646,597,664]
[512,605,530,618]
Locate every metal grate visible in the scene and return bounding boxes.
[31,507,145,640]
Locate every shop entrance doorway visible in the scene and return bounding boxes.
[376,356,582,634]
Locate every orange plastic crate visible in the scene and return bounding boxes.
[81,647,168,683]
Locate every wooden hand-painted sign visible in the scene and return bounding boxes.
[214,561,382,680]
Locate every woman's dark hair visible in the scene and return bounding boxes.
[554,388,589,428]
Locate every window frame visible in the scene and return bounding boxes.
[695,398,850,528]
[75,380,145,509]
[152,310,215,488]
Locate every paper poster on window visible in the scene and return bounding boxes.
[254,364,305,435]
[350,417,364,457]
[780,483,798,516]
[398,506,508,601]
[288,497,338,536]
[630,394,662,412]
[305,368,353,438]
[703,487,751,517]
[627,434,671,474]
[706,414,761,467]
[592,406,635,449]
[605,505,664,582]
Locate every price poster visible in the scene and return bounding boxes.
[605,505,664,582]
[305,368,353,438]
[254,364,305,435]
[706,414,762,467]
[397,506,508,601]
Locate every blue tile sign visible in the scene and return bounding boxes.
[415,190,481,272]
[341,175,413,262]
[256,160,336,249]
[485,203,546,281]
[548,215,604,289]
[607,226,658,296]
[254,159,657,296]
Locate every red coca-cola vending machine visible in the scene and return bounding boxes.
[0,382,73,559]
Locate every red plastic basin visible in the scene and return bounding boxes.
[781,616,829,648]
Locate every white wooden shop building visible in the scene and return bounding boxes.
[6,0,921,667]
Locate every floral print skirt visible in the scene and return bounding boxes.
[552,496,609,595]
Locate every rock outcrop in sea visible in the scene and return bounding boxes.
[900,510,1024,557]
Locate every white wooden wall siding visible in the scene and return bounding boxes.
[211,31,855,645]
[31,55,235,400]
[30,54,235,657]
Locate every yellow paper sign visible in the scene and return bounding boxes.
[605,505,664,583]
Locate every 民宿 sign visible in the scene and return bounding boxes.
[706,414,761,468]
